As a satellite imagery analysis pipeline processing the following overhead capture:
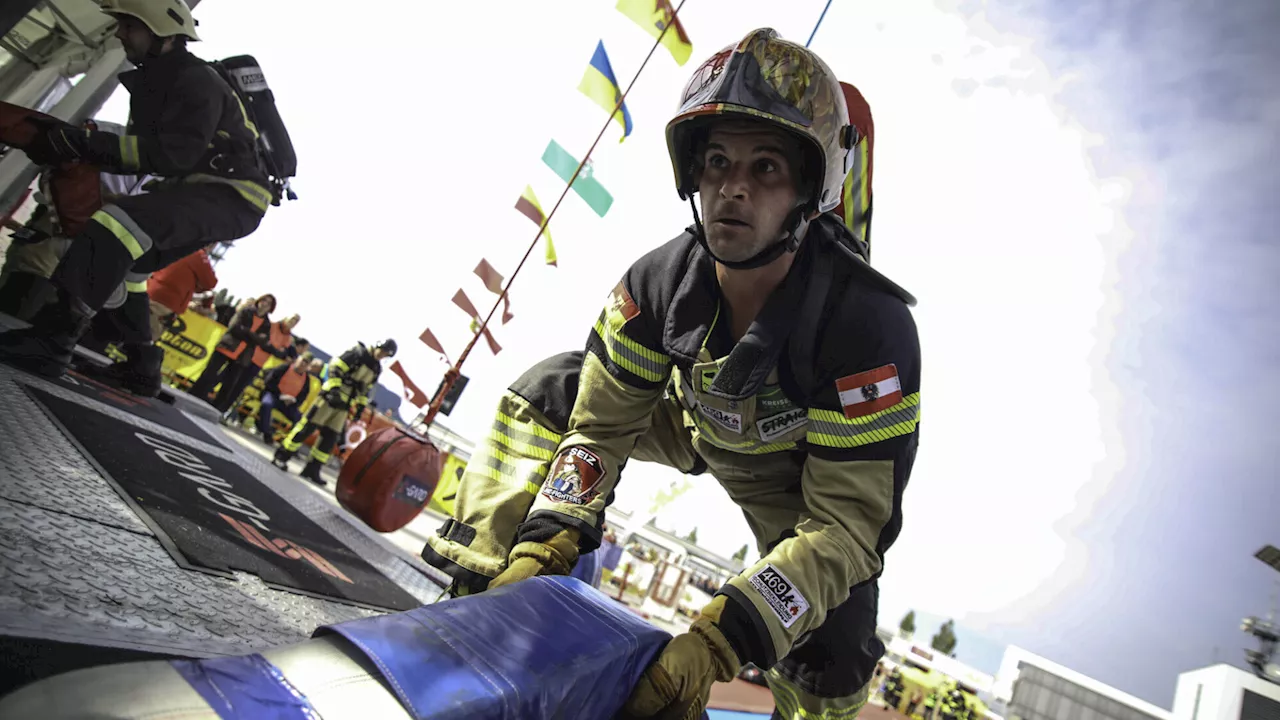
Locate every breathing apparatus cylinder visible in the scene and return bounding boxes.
[216,55,297,199]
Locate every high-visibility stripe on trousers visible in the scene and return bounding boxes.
[767,670,872,720]
[281,403,345,463]
[50,183,264,317]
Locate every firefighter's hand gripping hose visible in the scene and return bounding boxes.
[486,528,582,590]
[619,595,742,720]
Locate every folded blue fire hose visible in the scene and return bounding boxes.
[171,576,678,719]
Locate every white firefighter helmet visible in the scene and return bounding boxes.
[100,0,200,42]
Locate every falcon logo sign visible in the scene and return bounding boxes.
[748,564,809,629]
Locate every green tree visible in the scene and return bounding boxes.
[931,619,958,656]
[732,544,749,562]
[900,610,917,639]
[685,527,699,545]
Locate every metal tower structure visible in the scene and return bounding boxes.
[0,0,204,222]
[1243,544,1280,683]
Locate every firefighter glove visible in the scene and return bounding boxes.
[619,595,742,720]
[323,388,347,407]
[24,124,92,167]
[487,528,581,590]
[9,225,49,246]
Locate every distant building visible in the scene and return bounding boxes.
[1172,664,1280,720]
[994,646,1174,720]
[878,631,997,695]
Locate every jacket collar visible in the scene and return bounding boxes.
[664,225,819,401]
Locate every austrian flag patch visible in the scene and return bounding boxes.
[606,282,640,325]
[836,364,902,420]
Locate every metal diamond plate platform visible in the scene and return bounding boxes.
[0,359,450,661]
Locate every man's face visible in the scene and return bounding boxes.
[112,15,162,64]
[255,298,274,315]
[308,359,324,375]
[697,122,802,264]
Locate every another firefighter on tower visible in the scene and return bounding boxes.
[0,0,274,395]
[272,339,397,485]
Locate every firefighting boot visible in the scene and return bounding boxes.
[0,292,92,379]
[271,446,293,470]
[299,458,326,487]
[85,343,164,397]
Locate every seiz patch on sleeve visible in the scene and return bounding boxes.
[605,282,641,327]
[541,446,605,506]
[747,564,809,629]
[835,363,902,420]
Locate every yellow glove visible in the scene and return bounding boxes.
[486,528,581,590]
[448,581,478,599]
[619,596,742,720]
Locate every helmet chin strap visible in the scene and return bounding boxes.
[689,196,810,270]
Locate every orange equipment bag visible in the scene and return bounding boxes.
[336,426,442,533]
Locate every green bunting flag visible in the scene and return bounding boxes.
[541,139,613,217]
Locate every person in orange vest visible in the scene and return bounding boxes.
[255,352,313,446]
[189,293,274,409]
[146,242,217,340]
[218,314,304,422]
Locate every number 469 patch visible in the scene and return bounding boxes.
[748,564,810,629]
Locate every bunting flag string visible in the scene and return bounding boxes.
[416,0,691,426]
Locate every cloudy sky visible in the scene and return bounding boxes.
[91,0,1279,705]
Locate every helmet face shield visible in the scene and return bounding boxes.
[677,46,814,130]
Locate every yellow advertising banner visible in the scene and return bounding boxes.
[428,451,467,516]
[157,310,226,383]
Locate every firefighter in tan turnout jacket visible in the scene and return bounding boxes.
[422,29,922,720]
[272,339,396,485]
